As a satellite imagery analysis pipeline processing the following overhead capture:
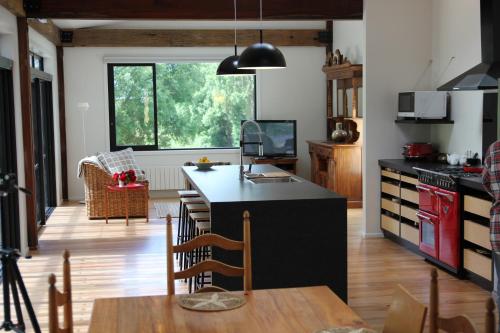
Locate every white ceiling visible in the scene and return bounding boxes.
[51,19,326,30]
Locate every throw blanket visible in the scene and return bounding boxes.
[77,156,104,178]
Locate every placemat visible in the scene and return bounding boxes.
[177,292,246,312]
[315,328,376,333]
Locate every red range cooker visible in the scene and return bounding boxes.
[414,167,462,270]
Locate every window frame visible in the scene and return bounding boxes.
[108,63,159,151]
[107,62,257,152]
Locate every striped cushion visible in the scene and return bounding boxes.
[97,148,145,180]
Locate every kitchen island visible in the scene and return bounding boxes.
[182,164,348,301]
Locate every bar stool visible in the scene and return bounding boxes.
[176,196,205,253]
[186,211,210,292]
[194,219,211,290]
[181,203,209,273]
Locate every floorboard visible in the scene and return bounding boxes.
[10,200,494,332]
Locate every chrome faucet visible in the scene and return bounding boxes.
[240,120,264,180]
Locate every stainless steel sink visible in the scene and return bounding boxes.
[248,177,301,184]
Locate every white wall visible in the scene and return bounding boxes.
[64,46,326,200]
[429,0,483,158]
[430,91,483,156]
[0,6,28,253]
[363,0,433,236]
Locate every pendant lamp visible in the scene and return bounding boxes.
[217,0,256,76]
[238,0,286,70]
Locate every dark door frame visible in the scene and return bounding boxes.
[0,56,21,249]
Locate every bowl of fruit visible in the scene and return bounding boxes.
[194,157,214,171]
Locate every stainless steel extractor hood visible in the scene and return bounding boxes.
[438,0,500,91]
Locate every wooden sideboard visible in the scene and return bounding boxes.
[307,140,362,208]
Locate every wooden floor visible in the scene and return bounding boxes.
[13,201,494,332]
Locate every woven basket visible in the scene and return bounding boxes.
[82,163,149,219]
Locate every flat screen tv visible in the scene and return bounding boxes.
[241,120,297,157]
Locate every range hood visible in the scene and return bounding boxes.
[438,0,500,91]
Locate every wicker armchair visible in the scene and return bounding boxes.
[82,162,149,219]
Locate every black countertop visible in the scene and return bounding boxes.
[182,164,344,204]
[378,159,484,192]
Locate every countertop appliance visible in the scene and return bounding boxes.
[398,91,448,119]
[403,143,433,159]
[413,166,474,271]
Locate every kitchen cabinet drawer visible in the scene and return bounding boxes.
[464,220,491,250]
[381,169,400,181]
[401,205,418,223]
[463,249,492,281]
[464,195,491,219]
[401,223,419,246]
[381,182,400,197]
[381,214,399,235]
[401,175,418,186]
[381,198,399,215]
[401,188,419,204]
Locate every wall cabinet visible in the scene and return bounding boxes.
[308,141,362,208]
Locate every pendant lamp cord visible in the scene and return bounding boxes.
[259,0,263,43]
[234,0,238,56]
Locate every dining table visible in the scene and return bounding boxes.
[87,286,369,333]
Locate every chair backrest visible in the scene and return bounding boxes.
[166,211,252,295]
[382,284,427,333]
[429,268,495,333]
[48,250,73,333]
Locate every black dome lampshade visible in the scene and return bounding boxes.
[238,37,287,70]
[217,46,256,76]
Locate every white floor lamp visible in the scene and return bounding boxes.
[76,102,90,157]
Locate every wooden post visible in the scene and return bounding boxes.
[166,214,175,295]
[17,17,38,249]
[48,274,58,333]
[429,268,438,333]
[243,210,252,294]
[56,46,69,200]
[63,250,73,332]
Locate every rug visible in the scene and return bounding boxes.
[154,201,180,218]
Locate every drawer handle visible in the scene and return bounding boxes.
[416,213,435,224]
[435,191,454,202]
[416,185,435,195]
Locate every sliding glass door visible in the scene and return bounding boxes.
[0,57,20,249]
[31,71,56,227]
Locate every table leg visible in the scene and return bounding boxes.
[105,189,109,224]
[125,189,129,226]
[145,189,149,223]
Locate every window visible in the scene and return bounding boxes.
[108,63,256,151]
[29,52,44,71]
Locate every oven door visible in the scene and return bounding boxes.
[436,189,460,269]
[418,210,439,259]
[416,183,438,214]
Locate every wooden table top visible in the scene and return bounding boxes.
[88,286,368,333]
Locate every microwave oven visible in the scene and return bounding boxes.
[398,91,448,119]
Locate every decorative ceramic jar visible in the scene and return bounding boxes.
[331,123,348,143]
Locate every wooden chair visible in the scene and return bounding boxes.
[48,250,73,333]
[166,211,252,295]
[429,268,496,333]
[382,284,427,333]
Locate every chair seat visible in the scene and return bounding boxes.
[196,221,211,232]
[186,203,209,213]
[190,212,210,221]
[181,197,205,204]
[178,190,199,198]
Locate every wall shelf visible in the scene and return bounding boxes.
[395,119,454,124]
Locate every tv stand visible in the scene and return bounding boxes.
[250,157,298,175]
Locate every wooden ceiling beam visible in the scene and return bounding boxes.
[24,0,362,20]
[0,0,25,17]
[63,29,325,47]
[28,18,60,45]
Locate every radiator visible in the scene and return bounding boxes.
[143,166,185,190]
